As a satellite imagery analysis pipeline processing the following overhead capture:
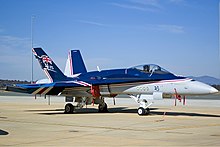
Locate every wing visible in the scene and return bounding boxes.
[6,81,92,97]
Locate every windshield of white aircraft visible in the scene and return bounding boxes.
[130,64,171,75]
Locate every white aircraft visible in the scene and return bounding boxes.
[6,48,218,115]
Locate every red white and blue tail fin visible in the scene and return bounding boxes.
[64,50,87,77]
[32,48,67,82]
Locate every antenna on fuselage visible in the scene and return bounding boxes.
[97,66,101,72]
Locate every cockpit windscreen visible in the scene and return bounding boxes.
[130,64,171,75]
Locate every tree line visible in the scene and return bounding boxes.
[0,79,30,89]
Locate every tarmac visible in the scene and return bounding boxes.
[0,93,220,146]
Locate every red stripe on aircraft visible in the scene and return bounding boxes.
[107,78,191,88]
[38,87,48,94]
[69,51,73,75]
[44,69,53,83]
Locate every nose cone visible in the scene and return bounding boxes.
[189,81,218,95]
[209,86,218,94]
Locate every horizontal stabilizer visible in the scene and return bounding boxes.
[6,86,30,94]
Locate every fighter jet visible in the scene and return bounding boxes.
[6,48,218,115]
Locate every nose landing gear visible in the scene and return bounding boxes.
[130,95,153,116]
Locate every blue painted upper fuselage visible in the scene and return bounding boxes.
[16,66,185,91]
[75,65,185,85]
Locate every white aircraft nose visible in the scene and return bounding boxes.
[188,81,218,95]
[209,87,218,94]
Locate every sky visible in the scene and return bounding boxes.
[0,0,219,81]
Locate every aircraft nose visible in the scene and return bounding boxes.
[209,87,218,94]
[189,81,219,95]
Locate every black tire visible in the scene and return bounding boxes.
[64,103,74,114]
[145,108,150,115]
[137,107,146,115]
[98,103,108,113]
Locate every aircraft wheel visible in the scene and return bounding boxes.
[137,107,146,115]
[98,103,108,113]
[64,103,74,114]
[146,108,150,115]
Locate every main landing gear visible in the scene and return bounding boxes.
[64,103,75,114]
[98,97,108,113]
[64,97,108,114]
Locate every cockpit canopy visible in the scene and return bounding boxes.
[130,64,171,75]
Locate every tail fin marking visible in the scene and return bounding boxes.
[64,50,87,77]
[32,48,67,82]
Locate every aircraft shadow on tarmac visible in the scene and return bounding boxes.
[0,129,9,135]
[0,116,9,136]
[152,111,220,118]
[26,107,220,118]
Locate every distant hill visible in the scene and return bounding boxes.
[188,76,220,85]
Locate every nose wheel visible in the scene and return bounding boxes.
[137,107,145,115]
[130,95,153,116]
[137,107,150,115]
[137,99,152,115]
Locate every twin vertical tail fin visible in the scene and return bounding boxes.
[64,50,87,77]
[32,48,67,82]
